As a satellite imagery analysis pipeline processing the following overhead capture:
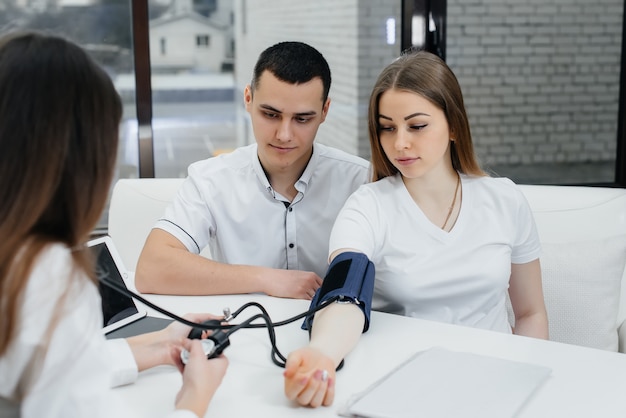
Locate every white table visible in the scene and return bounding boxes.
[115,280,626,417]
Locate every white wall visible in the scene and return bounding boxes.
[447,0,623,166]
[233,0,401,158]
[233,0,623,166]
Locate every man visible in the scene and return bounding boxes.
[135,41,370,299]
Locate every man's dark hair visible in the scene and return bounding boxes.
[251,41,331,102]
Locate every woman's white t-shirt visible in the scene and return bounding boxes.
[328,173,541,333]
[0,244,194,418]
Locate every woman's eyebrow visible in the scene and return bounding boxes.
[404,112,430,120]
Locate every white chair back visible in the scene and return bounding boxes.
[108,178,185,271]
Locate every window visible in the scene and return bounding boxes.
[0,0,136,234]
[196,34,210,47]
[142,0,402,180]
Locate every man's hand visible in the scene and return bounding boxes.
[261,269,322,299]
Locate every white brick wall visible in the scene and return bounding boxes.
[233,0,400,158]
[232,0,622,166]
[447,0,623,165]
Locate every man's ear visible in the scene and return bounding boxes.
[244,84,253,111]
[320,97,331,122]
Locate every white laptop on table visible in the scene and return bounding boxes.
[87,235,172,339]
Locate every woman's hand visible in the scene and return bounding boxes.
[284,347,336,407]
[162,313,224,371]
[283,302,365,408]
[175,339,229,416]
[127,312,224,372]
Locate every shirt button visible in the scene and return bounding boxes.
[289,243,294,248]
[289,207,293,212]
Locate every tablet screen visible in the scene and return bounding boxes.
[89,240,145,332]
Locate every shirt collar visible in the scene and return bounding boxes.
[296,144,320,192]
[251,144,272,192]
[252,144,320,195]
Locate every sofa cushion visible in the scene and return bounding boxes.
[539,235,626,351]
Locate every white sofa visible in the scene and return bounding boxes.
[108,178,626,354]
[108,178,187,273]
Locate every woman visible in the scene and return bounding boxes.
[0,32,227,417]
[283,50,548,407]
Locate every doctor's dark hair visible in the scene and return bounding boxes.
[251,41,332,103]
[368,50,485,181]
[0,31,122,355]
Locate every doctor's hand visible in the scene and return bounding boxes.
[127,312,225,372]
[284,347,336,407]
[164,312,225,371]
[175,339,229,417]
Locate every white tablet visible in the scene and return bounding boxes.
[87,236,148,334]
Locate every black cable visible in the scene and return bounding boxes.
[222,311,287,367]
[229,300,328,328]
[100,276,338,368]
[101,276,228,329]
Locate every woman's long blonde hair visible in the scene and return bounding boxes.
[0,32,122,355]
[368,50,485,181]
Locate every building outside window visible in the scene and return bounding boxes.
[160,37,166,55]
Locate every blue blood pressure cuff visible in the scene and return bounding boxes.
[302,251,375,333]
